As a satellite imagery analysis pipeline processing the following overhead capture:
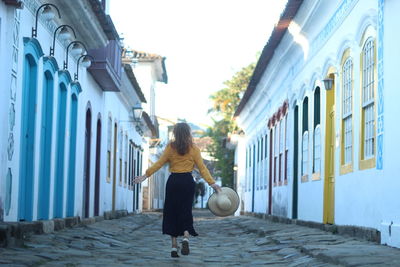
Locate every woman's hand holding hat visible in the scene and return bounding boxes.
[133,175,147,184]
[210,183,222,193]
[207,187,240,217]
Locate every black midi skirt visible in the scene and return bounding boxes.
[162,172,198,237]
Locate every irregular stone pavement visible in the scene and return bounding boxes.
[1,210,400,266]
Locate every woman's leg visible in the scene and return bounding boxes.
[171,236,179,257]
[181,231,190,255]
[171,236,178,248]
[183,231,189,239]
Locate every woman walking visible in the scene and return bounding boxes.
[134,122,221,257]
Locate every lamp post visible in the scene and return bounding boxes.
[50,25,76,56]
[32,3,61,38]
[64,41,87,69]
[74,54,94,81]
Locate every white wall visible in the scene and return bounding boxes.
[236,0,393,233]
[379,0,400,247]
[0,3,13,220]
[1,2,146,221]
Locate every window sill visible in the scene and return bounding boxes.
[312,172,321,181]
[107,177,111,183]
[340,163,353,175]
[359,157,375,170]
[301,175,309,183]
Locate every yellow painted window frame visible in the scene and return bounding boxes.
[359,35,377,171]
[340,48,354,175]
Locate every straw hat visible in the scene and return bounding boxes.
[207,187,239,217]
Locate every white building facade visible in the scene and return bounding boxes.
[0,0,152,222]
[235,0,400,248]
[122,48,168,211]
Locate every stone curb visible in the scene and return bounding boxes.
[0,209,130,248]
[242,211,381,243]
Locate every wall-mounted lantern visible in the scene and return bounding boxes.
[64,41,87,69]
[32,3,61,38]
[50,24,76,56]
[132,102,143,123]
[74,54,94,81]
[323,77,334,91]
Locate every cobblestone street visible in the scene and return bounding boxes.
[1,210,400,266]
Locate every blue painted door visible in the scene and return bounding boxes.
[19,55,38,221]
[54,83,67,218]
[38,72,54,220]
[66,94,78,217]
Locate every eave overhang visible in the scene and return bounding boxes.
[234,0,304,117]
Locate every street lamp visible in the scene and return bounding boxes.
[323,77,334,90]
[64,41,87,69]
[74,54,94,81]
[50,25,76,56]
[32,3,61,38]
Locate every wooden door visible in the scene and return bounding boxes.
[323,73,336,224]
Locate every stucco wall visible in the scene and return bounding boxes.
[236,0,397,243]
[1,2,145,222]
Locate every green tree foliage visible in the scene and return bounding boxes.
[206,61,256,187]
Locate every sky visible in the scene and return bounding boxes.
[109,0,288,128]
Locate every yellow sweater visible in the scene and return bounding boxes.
[145,144,215,185]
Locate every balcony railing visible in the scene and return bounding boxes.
[88,40,122,92]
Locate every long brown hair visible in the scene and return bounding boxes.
[171,122,193,155]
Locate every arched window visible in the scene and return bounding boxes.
[124,134,128,187]
[360,37,376,168]
[107,115,112,182]
[313,125,321,174]
[302,131,309,177]
[274,126,279,185]
[248,145,251,191]
[340,52,354,174]
[302,97,309,180]
[257,138,262,190]
[313,87,321,175]
[279,119,284,184]
[119,129,123,185]
[250,144,253,191]
[260,135,264,190]
[264,133,268,188]
[284,114,289,183]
